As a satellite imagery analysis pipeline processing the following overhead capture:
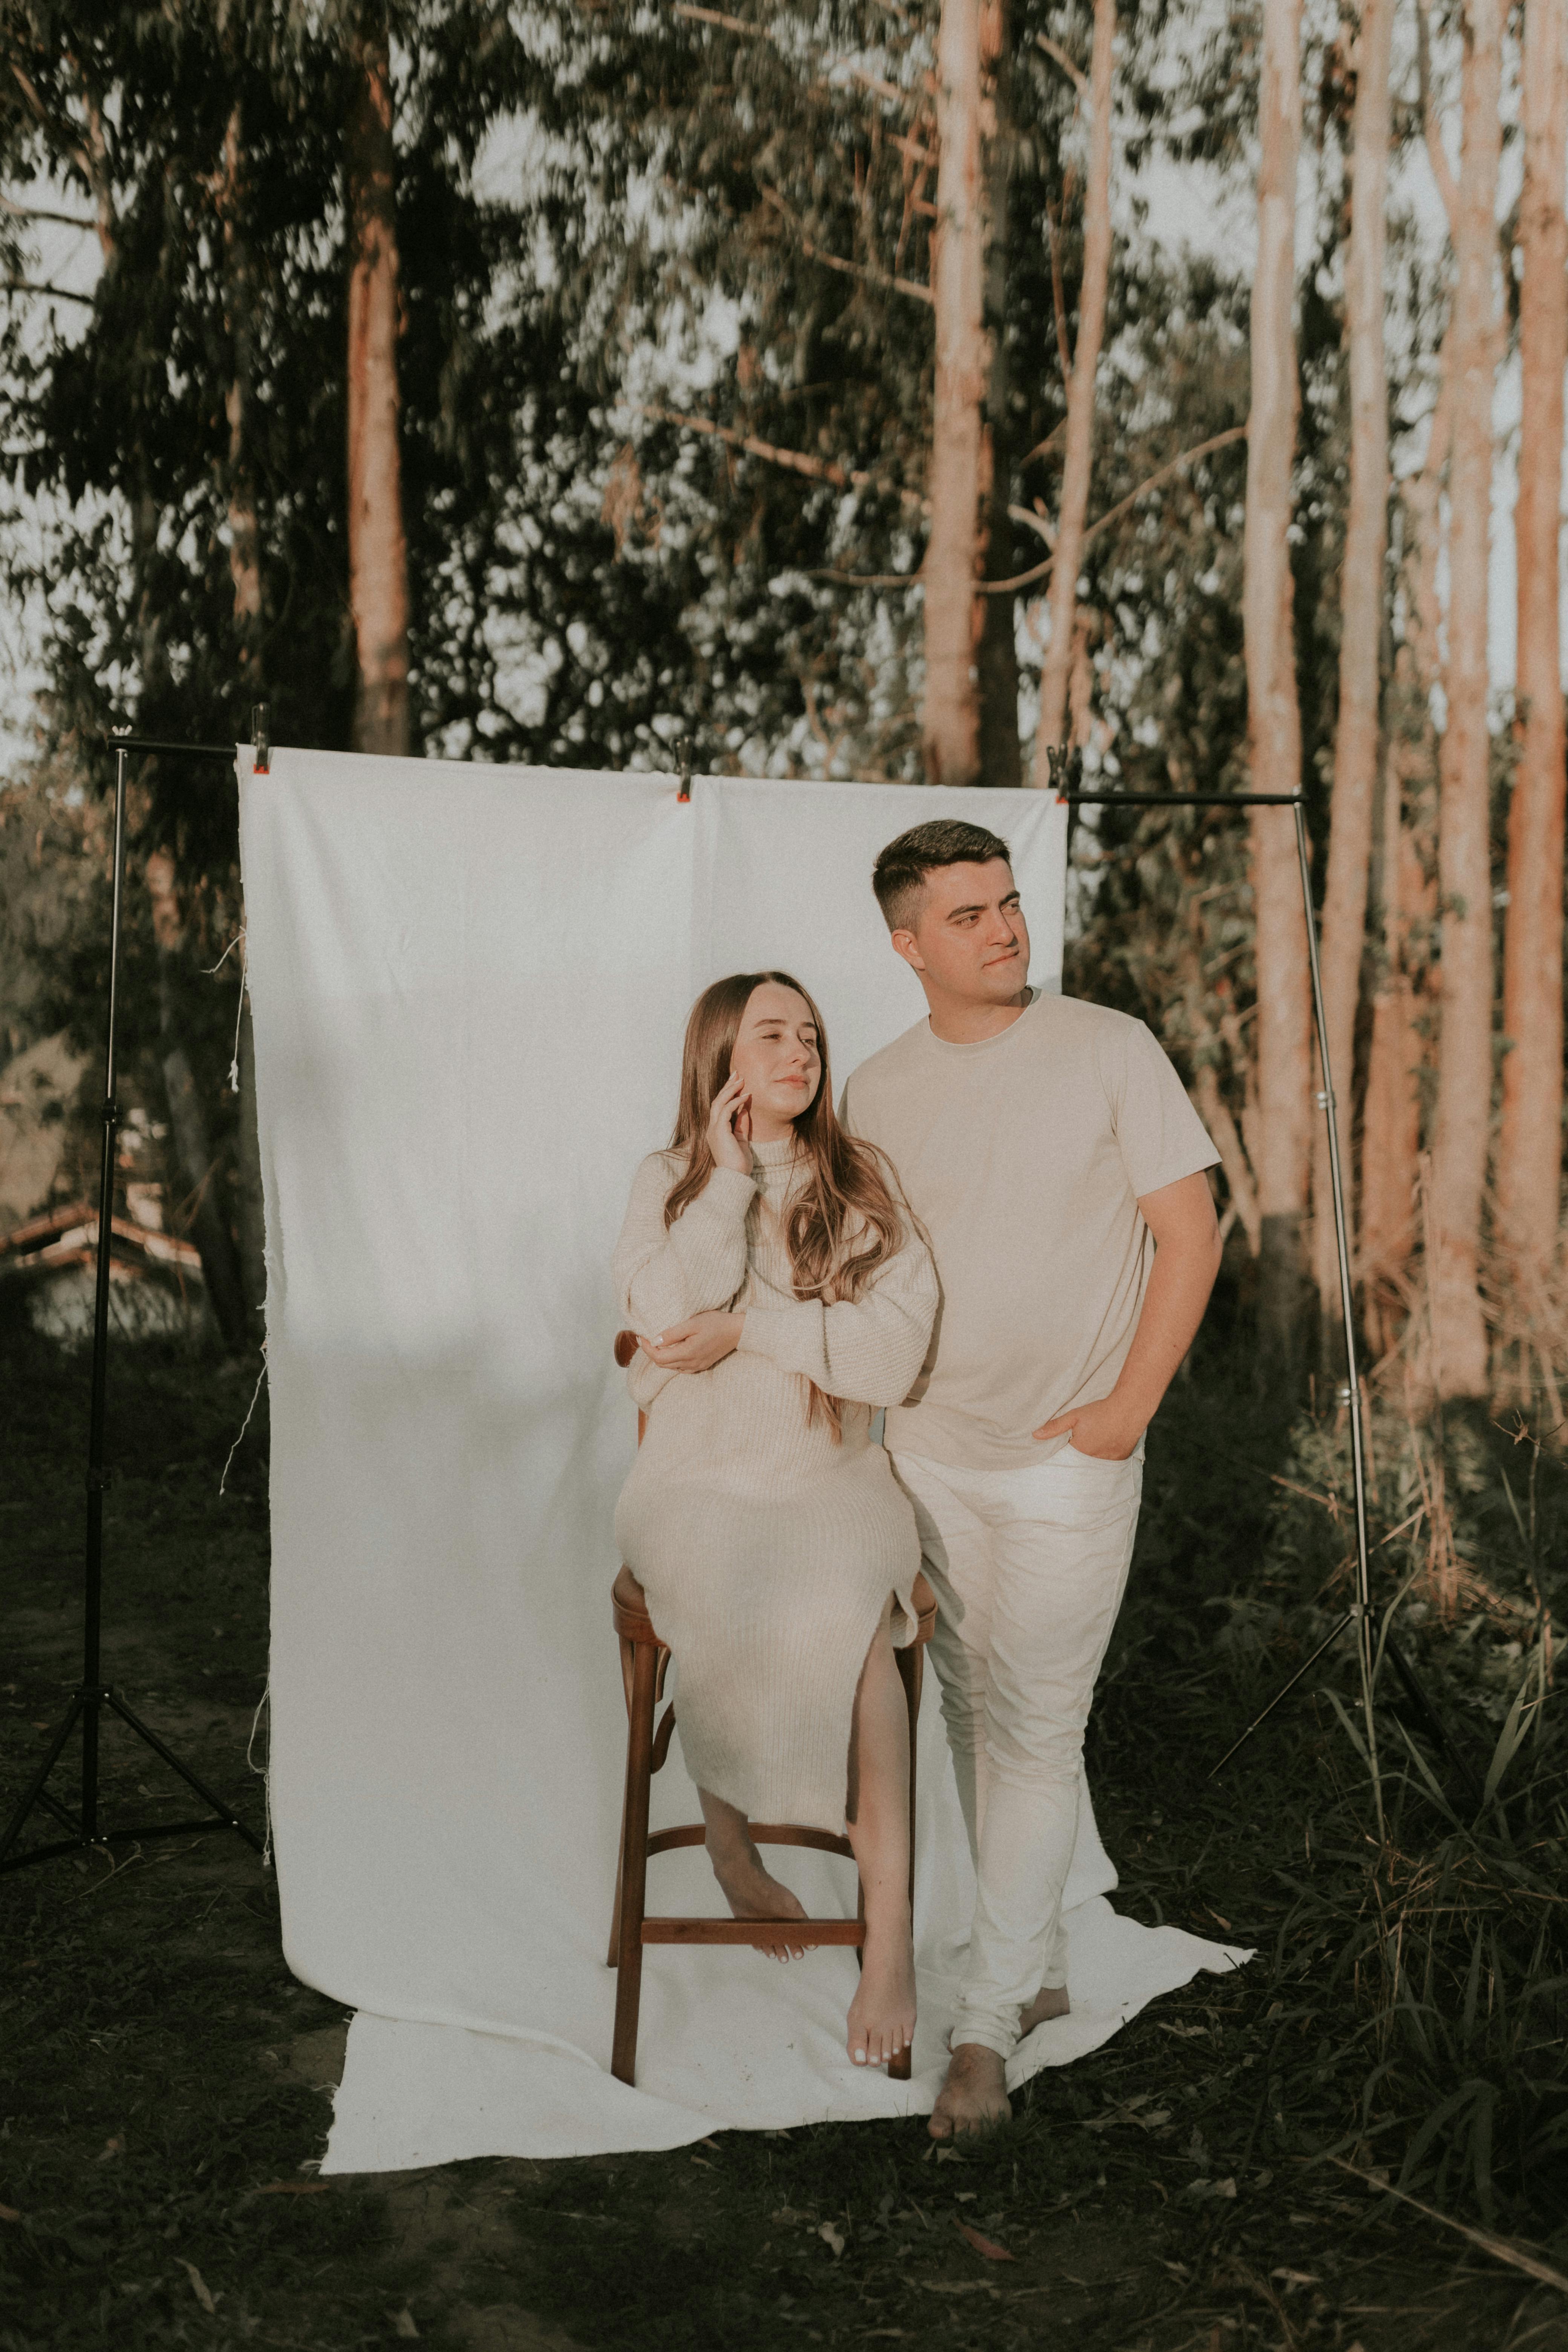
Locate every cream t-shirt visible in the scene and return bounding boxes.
[840,990,1219,1471]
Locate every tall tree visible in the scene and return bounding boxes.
[1032,0,1114,779]
[1311,0,1392,1343]
[975,8,1021,790]
[1498,0,1568,1338]
[345,0,410,757]
[1243,0,1314,1360]
[924,0,1003,786]
[1427,0,1502,1400]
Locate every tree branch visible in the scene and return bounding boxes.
[1035,31,1088,93]
[0,193,95,229]
[1046,202,1073,381]
[672,4,764,35]
[814,424,1248,594]
[1009,504,1056,546]
[621,402,925,509]
[2,276,94,306]
[980,423,1247,594]
[761,186,933,304]
[1415,1,1460,237]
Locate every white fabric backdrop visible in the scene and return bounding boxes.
[237,747,1247,2171]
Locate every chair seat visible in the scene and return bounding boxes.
[612,1562,937,1648]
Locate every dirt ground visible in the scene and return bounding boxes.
[3,1321,1565,2351]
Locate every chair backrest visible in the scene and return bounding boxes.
[613,1331,647,1445]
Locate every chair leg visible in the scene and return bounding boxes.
[897,1645,922,1922]
[607,1632,635,1966]
[607,1782,627,1968]
[888,1645,922,2085]
[611,1639,659,2086]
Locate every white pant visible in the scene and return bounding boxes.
[892,1442,1144,2058]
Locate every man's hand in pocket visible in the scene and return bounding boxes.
[1032,1395,1143,1460]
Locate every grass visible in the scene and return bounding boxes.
[3,1279,1568,2351]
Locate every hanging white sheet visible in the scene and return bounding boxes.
[237,748,1247,2171]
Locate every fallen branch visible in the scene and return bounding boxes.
[1326,2158,1568,2295]
[761,186,933,305]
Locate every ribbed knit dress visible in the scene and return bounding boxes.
[611,1138,938,1833]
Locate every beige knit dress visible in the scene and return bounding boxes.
[611,1138,938,1832]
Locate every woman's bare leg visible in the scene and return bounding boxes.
[699,1789,812,1961]
[844,1619,917,2066]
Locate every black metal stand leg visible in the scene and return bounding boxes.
[1208,1610,1357,1781]
[0,1694,85,1864]
[0,736,263,1880]
[107,1692,264,1851]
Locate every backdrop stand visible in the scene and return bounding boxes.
[0,720,269,1875]
[1048,751,1478,1805]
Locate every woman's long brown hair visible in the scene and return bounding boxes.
[663,972,908,1431]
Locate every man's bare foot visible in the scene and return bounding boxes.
[928,2042,1011,2139]
[706,1830,813,1960]
[846,1915,916,2067]
[1017,1983,1071,2036]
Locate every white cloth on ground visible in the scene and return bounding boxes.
[892,1442,1147,2059]
[236,747,1249,2171]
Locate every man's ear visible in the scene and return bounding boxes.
[890,928,925,973]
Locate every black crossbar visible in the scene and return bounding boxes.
[1062,791,1303,808]
[103,734,238,760]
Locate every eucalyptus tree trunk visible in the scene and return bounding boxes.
[1360,699,1430,1356]
[925,0,1004,786]
[218,98,267,1343]
[1243,0,1314,1366]
[1031,0,1113,779]
[219,103,262,681]
[1498,0,1568,1321]
[975,15,1020,790]
[145,850,249,1351]
[1427,0,1502,1401]
[1311,0,1392,1348]
[1360,351,1451,1357]
[346,0,410,757]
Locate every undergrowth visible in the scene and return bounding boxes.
[3,1280,1566,2349]
[1125,1330,1568,2236]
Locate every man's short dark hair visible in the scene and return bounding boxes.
[872,819,1014,934]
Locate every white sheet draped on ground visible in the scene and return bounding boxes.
[237,748,1250,2173]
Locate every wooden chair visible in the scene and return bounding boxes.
[606,1327,937,2087]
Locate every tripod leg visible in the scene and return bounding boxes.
[1209,1609,1357,1779]
[0,1693,85,1864]
[106,1691,263,1852]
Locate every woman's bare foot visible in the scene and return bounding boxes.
[1017,1983,1070,2035]
[928,2042,1011,2139]
[846,1914,916,2066]
[704,1821,813,1960]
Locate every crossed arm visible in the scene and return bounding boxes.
[639,1167,1222,1459]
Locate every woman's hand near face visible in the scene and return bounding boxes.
[639,1311,746,1373]
[706,1070,753,1173]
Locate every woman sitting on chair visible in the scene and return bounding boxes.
[612,972,937,2070]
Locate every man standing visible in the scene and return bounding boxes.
[841,820,1222,2138]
